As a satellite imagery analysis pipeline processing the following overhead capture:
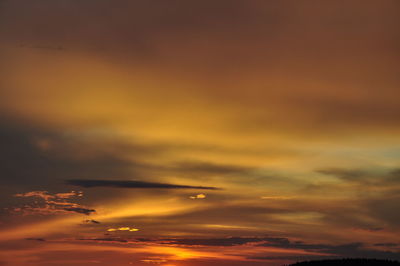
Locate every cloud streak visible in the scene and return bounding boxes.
[66,179,220,190]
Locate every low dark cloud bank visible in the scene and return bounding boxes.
[168,237,400,260]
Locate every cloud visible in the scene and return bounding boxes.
[258,239,400,260]
[374,243,399,247]
[0,119,140,197]
[66,179,220,190]
[15,190,82,200]
[25,238,46,242]
[107,227,139,232]
[62,207,95,216]
[152,236,400,260]
[12,190,95,216]
[83,219,101,224]
[77,237,128,243]
[189,194,206,199]
[311,166,400,227]
[316,167,400,185]
[75,235,400,261]
[387,169,400,183]
[15,191,56,201]
[316,168,366,181]
[160,236,263,247]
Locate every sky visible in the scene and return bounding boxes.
[0,0,399,265]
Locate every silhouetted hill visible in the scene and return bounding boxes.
[287,258,400,266]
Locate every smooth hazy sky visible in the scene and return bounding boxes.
[0,1,399,265]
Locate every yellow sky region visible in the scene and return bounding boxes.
[3,46,400,144]
[2,46,400,190]
[0,197,198,241]
[1,191,397,248]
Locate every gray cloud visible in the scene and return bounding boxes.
[83,219,101,224]
[0,118,233,210]
[79,236,400,261]
[25,238,46,242]
[62,207,96,215]
[316,167,400,184]
[178,237,400,260]
[374,243,399,247]
[0,118,135,191]
[316,168,366,181]
[160,236,261,247]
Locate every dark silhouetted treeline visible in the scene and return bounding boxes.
[286,258,400,266]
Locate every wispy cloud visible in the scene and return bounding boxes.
[13,191,95,216]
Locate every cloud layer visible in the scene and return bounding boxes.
[0,1,399,265]
[66,179,220,190]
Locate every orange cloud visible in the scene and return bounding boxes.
[107,227,139,232]
[189,194,206,199]
[13,190,95,216]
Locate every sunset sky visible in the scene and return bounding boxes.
[0,1,400,265]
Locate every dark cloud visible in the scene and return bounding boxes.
[84,219,101,224]
[0,119,135,191]
[374,243,399,247]
[182,237,400,260]
[259,240,400,260]
[316,168,366,181]
[316,167,400,185]
[0,118,236,197]
[387,169,400,183]
[248,255,326,262]
[363,194,400,228]
[101,236,400,261]
[0,118,233,210]
[25,238,46,242]
[312,167,400,228]
[160,236,261,246]
[77,237,128,243]
[66,179,220,190]
[63,207,96,215]
[266,258,400,265]
[363,227,385,232]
